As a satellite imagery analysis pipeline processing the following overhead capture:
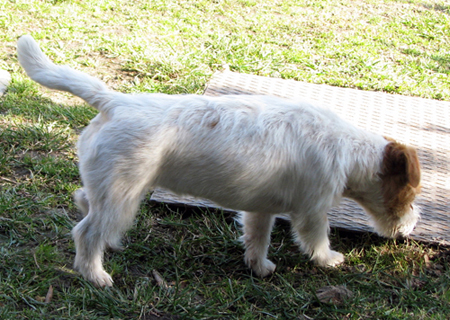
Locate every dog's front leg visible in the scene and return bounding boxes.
[239,212,277,277]
[290,210,345,267]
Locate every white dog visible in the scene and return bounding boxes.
[17,35,421,287]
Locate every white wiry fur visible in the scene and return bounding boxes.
[17,35,420,287]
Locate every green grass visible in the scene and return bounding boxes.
[1,0,450,319]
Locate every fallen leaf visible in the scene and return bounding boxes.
[316,285,353,305]
[424,253,431,268]
[45,285,53,303]
[152,270,169,289]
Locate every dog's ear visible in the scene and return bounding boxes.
[382,142,421,188]
[405,147,421,188]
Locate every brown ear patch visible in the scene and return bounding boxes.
[405,147,421,188]
[382,142,421,188]
[381,141,421,216]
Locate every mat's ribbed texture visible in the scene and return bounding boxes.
[151,71,450,245]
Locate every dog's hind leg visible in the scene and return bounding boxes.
[290,209,344,267]
[72,210,113,287]
[72,179,149,287]
[239,212,277,277]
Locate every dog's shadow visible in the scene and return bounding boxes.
[142,199,416,275]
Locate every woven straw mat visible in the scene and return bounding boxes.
[151,71,450,245]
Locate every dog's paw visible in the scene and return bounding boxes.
[246,257,276,277]
[75,262,114,287]
[87,269,114,288]
[313,250,345,267]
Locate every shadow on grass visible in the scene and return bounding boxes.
[0,80,97,129]
[421,3,450,14]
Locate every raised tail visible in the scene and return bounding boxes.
[17,35,110,111]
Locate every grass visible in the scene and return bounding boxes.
[1,0,450,318]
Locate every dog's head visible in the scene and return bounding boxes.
[345,141,421,238]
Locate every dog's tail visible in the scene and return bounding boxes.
[17,35,111,112]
